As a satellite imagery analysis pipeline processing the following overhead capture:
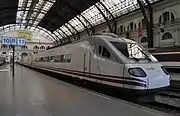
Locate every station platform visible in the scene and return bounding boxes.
[0,64,168,116]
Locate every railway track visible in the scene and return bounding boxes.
[147,88,180,115]
[171,80,180,89]
[136,92,180,115]
[169,88,180,93]
[141,101,180,115]
[157,92,180,99]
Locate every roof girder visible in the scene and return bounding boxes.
[58,0,95,35]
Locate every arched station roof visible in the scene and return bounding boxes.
[0,0,161,45]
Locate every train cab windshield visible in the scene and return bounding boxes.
[110,41,157,62]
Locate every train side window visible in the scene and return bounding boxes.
[54,55,61,62]
[102,47,110,59]
[50,56,55,62]
[40,57,43,62]
[59,55,63,62]
[44,57,49,62]
[98,45,102,54]
[66,54,71,62]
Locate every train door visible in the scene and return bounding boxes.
[97,45,124,78]
[83,44,91,75]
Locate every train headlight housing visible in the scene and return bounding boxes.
[161,66,169,75]
[128,68,147,77]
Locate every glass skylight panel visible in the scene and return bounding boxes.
[77,15,90,28]
[60,26,71,36]
[20,25,25,28]
[31,26,36,30]
[27,2,32,7]
[15,0,161,43]
[38,0,44,5]
[69,17,85,32]
[34,21,39,25]
[56,30,65,37]
[39,29,44,33]
[22,20,27,24]
[53,31,59,36]
[34,27,39,31]
[23,11,28,19]
[64,24,73,33]
[58,29,67,37]
[37,13,45,19]
[18,0,25,8]
[43,2,53,11]
[54,32,63,39]
[31,12,38,18]
[42,27,48,32]
[16,25,20,29]
[100,0,136,17]
[52,34,56,38]
[28,26,32,31]
[82,5,102,26]
[16,0,56,26]
[3,25,9,29]
[58,0,161,37]
[10,26,14,29]
[29,20,33,24]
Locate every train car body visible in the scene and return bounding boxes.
[21,34,171,101]
[150,47,180,70]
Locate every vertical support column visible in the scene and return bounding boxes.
[12,45,15,78]
[146,0,154,48]
[137,0,153,48]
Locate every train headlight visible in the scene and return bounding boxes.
[128,68,147,77]
[161,66,169,75]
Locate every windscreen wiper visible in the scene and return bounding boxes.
[132,57,139,62]
[147,57,152,62]
[138,48,152,62]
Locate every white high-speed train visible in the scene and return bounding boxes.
[21,33,171,101]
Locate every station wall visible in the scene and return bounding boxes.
[0,31,53,62]
[79,0,180,49]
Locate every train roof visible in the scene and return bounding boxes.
[47,33,136,50]
[92,33,136,43]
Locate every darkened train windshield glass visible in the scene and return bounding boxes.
[110,41,150,60]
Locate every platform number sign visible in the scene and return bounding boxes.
[2,36,11,45]
[1,36,26,46]
[17,38,26,46]
[11,38,17,45]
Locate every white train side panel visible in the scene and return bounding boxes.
[21,34,170,94]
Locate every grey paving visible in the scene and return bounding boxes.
[0,64,168,116]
